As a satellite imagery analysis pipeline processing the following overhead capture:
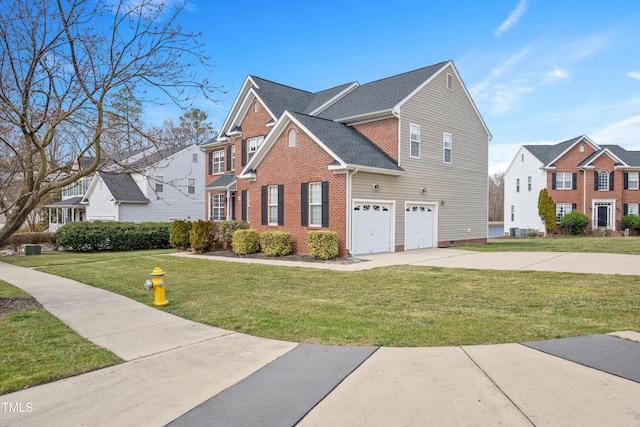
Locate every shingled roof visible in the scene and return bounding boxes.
[525,136,640,168]
[99,172,149,203]
[291,112,402,171]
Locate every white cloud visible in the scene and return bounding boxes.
[628,71,640,80]
[494,0,528,37]
[591,115,640,148]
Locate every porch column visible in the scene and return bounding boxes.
[226,189,232,220]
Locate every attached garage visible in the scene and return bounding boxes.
[351,201,393,254]
[405,203,436,250]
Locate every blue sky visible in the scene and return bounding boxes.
[148,0,640,174]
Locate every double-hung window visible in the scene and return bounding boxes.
[212,150,224,174]
[268,185,279,225]
[516,179,520,193]
[528,176,532,191]
[443,132,452,163]
[211,194,224,221]
[247,136,264,161]
[555,203,572,223]
[187,177,195,194]
[556,172,572,190]
[155,175,164,193]
[410,124,420,158]
[627,172,639,190]
[627,203,639,216]
[309,182,323,226]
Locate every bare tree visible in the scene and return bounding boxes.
[156,108,216,147]
[488,172,505,222]
[0,0,216,245]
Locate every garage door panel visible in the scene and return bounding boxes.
[405,204,435,250]
[352,203,392,254]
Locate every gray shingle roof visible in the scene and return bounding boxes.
[525,136,640,168]
[524,136,584,166]
[250,76,315,119]
[46,196,84,207]
[292,112,402,171]
[206,173,237,190]
[99,172,149,203]
[319,61,449,120]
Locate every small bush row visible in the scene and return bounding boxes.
[621,215,640,232]
[2,232,56,250]
[54,222,171,252]
[170,220,250,253]
[230,229,339,259]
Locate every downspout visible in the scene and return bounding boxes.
[346,168,359,254]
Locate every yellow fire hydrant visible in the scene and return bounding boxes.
[144,266,169,307]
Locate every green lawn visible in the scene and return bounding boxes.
[463,236,640,254]
[0,280,121,395]
[2,243,639,394]
[4,247,638,348]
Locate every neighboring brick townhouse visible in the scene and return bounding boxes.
[202,61,491,255]
[504,135,640,236]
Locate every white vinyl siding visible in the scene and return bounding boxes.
[188,177,195,194]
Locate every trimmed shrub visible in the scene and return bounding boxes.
[170,220,192,249]
[621,215,640,232]
[54,222,171,252]
[189,220,215,253]
[560,210,590,235]
[307,230,339,260]
[217,220,249,245]
[260,231,292,257]
[231,229,260,255]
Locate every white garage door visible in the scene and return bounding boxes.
[405,204,435,250]
[352,202,392,254]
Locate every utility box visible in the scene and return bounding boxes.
[23,244,41,256]
[510,228,518,237]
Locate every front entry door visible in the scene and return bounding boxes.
[597,206,608,227]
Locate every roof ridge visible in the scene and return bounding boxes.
[250,75,314,95]
[356,60,450,87]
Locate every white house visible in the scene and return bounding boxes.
[47,145,204,230]
[503,145,547,236]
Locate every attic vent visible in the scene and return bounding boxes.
[447,73,453,90]
[580,144,584,152]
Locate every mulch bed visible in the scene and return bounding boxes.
[0,297,42,315]
[197,248,359,265]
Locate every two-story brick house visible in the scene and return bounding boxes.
[504,135,640,236]
[202,61,491,255]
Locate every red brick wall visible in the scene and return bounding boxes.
[353,117,399,161]
[547,142,639,231]
[238,121,348,256]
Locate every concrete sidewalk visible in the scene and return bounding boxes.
[2,252,640,426]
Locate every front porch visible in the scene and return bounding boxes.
[45,197,86,232]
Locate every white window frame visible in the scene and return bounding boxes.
[556,172,572,190]
[446,73,453,90]
[192,153,198,163]
[555,203,573,223]
[288,129,297,147]
[211,193,224,221]
[443,132,452,164]
[309,182,322,227]
[410,124,420,158]
[628,172,639,190]
[598,170,609,191]
[231,145,236,170]
[155,175,164,193]
[628,203,639,216]
[268,185,278,225]
[247,136,264,161]
[212,150,224,174]
[510,205,514,221]
[528,176,532,191]
[516,178,520,193]
[187,177,195,194]
[246,190,250,222]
